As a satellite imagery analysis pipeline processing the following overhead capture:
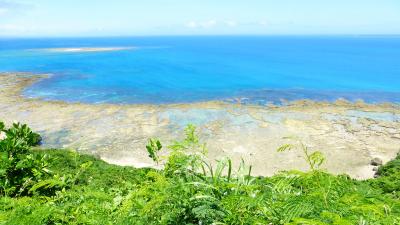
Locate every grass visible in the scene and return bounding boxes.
[1,123,400,224]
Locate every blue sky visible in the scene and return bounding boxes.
[0,0,399,37]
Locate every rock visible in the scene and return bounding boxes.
[374,174,379,178]
[372,167,379,172]
[370,157,383,166]
[0,131,6,141]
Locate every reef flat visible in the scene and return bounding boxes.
[1,73,400,179]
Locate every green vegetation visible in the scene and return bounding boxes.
[0,121,45,197]
[369,153,400,199]
[1,121,399,224]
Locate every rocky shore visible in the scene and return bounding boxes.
[1,72,400,179]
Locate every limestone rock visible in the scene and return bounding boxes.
[370,157,383,166]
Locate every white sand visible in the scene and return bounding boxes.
[44,47,135,53]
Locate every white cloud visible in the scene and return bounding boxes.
[0,0,33,17]
[185,21,198,28]
[259,21,268,26]
[185,20,222,29]
[199,20,217,28]
[225,20,237,27]
[184,19,271,30]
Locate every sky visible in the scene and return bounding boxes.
[0,0,399,37]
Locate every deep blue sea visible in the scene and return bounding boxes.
[0,36,399,104]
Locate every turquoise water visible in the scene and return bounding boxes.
[0,36,399,104]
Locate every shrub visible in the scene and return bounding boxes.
[369,153,400,198]
[0,121,46,196]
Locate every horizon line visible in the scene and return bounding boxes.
[1,33,400,39]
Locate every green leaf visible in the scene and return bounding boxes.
[0,121,5,131]
[277,144,293,152]
[146,138,163,164]
[309,151,325,169]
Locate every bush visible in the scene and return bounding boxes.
[369,153,400,198]
[0,121,47,196]
[3,122,42,146]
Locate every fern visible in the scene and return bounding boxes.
[278,137,326,171]
[146,138,162,164]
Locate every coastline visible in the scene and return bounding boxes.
[1,72,400,179]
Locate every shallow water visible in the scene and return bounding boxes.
[1,36,400,104]
[1,74,400,179]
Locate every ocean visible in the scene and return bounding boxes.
[0,36,399,104]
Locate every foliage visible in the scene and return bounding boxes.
[0,123,399,224]
[146,138,162,165]
[3,122,42,147]
[369,153,400,198]
[0,121,93,198]
[278,137,326,171]
[0,121,47,197]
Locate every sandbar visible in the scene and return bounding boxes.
[43,47,135,53]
